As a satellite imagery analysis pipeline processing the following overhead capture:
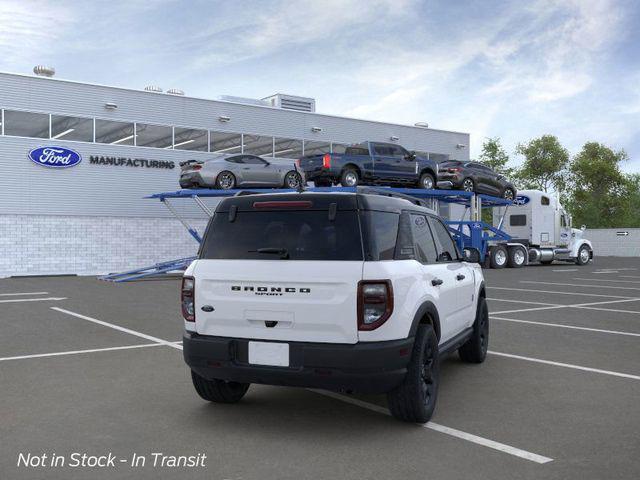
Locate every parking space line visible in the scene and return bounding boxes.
[521,281,640,291]
[0,292,49,296]
[0,297,67,304]
[491,298,640,315]
[487,298,559,307]
[552,269,578,272]
[489,286,637,299]
[491,305,567,315]
[573,305,640,315]
[51,307,183,350]
[573,277,640,284]
[310,389,553,464]
[0,343,162,362]
[491,316,640,337]
[488,351,640,381]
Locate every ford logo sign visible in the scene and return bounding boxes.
[514,195,530,206]
[28,146,82,168]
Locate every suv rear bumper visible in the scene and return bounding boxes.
[183,332,414,394]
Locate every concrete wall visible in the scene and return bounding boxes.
[583,228,640,257]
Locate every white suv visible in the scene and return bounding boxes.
[182,190,488,423]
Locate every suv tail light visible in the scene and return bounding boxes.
[181,276,195,322]
[357,280,393,330]
[322,153,331,168]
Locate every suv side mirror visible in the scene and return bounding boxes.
[404,151,416,161]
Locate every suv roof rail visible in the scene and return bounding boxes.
[355,186,431,208]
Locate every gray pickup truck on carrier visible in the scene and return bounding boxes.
[298,141,439,189]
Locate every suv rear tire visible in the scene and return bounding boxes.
[459,297,489,363]
[387,324,439,423]
[191,370,250,403]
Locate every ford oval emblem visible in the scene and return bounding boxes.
[28,146,82,168]
[514,195,530,206]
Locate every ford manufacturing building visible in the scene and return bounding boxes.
[0,69,470,278]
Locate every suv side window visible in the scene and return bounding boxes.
[361,211,399,261]
[428,217,459,262]
[409,214,438,263]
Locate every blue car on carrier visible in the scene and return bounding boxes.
[297,141,439,189]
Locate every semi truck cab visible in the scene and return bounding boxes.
[493,189,593,266]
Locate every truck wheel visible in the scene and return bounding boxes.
[489,245,507,269]
[418,173,435,189]
[459,297,489,363]
[216,171,236,190]
[576,245,591,265]
[507,246,526,268]
[387,324,439,423]
[191,370,250,403]
[502,188,515,200]
[340,168,359,187]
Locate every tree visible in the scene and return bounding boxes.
[515,135,569,192]
[566,142,633,228]
[478,137,514,177]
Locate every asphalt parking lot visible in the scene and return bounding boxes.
[1,257,639,480]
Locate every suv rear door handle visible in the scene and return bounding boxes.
[431,278,443,286]
[456,274,466,281]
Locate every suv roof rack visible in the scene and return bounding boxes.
[355,186,431,208]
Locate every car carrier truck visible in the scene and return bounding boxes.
[487,189,593,268]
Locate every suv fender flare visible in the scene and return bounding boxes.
[408,301,441,341]
[478,280,486,301]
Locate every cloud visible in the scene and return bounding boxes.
[0,0,74,68]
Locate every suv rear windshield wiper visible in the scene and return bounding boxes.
[249,247,290,259]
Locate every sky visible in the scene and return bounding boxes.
[1,0,639,172]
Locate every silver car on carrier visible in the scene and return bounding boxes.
[179,154,304,190]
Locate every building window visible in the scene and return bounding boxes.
[303,140,331,156]
[3,110,49,138]
[210,131,242,154]
[95,119,135,145]
[243,135,274,156]
[135,123,172,149]
[173,127,208,151]
[273,137,303,159]
[51,115,93,142]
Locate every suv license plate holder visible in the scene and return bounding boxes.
[248,341,290,367]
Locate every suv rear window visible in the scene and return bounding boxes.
[200,210,363,261]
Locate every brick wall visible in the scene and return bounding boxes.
[0,215,208,278]
[583,228,640,257]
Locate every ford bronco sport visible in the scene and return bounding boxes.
[182,188,488,423]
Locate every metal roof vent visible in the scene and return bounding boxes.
[33,65,55,77]
[167,88,185,96]
[144,85,163,93]
[262,94,316,112]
